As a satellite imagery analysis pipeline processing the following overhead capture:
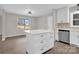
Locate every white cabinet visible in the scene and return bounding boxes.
[70,31,79,47]
[26,32,54,54]
[57,7,69,23]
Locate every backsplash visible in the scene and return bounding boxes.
[56,23,79,29]
[56,23,70,28]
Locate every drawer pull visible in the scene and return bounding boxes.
[40,41,44,43]
[40,48,44,50]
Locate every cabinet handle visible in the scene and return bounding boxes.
[40,48,44,50]
[40,41,44,43]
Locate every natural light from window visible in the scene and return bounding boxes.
[17,17,31,30]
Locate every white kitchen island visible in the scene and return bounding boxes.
[25,30,54,54]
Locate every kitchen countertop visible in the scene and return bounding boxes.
[57,28,71,30]
[57,27,79,32]
[25,30,53,34]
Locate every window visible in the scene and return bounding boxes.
[17,17,31,30]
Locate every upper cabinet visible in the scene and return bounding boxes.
[57,7,69,23]
[70,5,79,27]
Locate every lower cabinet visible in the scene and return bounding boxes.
[70,31,79,47]
[26,32,54,54]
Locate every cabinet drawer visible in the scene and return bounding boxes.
[40,34,54,42]
[31,33,51,40]
[26,32,54,54]
[39,33,51,39]
[27,44,47,54]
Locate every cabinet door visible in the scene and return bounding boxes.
[70,31,79,46]
[57,7,69,23]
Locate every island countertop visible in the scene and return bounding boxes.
[25,30,54,34]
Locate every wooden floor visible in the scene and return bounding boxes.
[0,35,79,54]
[0,35,27,54]
[45,41,79,54]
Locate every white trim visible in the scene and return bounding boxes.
[2,36,6,41]
[5,33,26,38]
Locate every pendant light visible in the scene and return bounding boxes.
[28,11,32,16]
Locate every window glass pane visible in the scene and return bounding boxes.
[73,20,79,25]
[18,18,25,25]
[25,19,31,30]
[25,20,30,25]
[17,17,31,30]
[17,18,25,29]
[73,14,79,19]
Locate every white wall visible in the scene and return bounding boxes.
[69,5,78,13]
[5,13,26,37]
[48,16,54,30]
[35,13,55,30]
[0,9,3,16]
[0,16,2,35]
[29,17,38,30]
[36,16,48,29]
[0,8,3,35]
[5,13,38,37]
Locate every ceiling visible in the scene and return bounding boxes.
[0,4,75,17]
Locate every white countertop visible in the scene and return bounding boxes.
[57,27,79,32]
[25,30,53,34]
[57,28,71,30]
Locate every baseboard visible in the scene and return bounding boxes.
[55,40,59,42]
[6,35,26,39]
[6,33,26,38]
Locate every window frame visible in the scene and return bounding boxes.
[17,17,31,30]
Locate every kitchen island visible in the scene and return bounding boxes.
[25,30,54,54]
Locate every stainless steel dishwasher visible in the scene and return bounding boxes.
[59,29,70,44]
